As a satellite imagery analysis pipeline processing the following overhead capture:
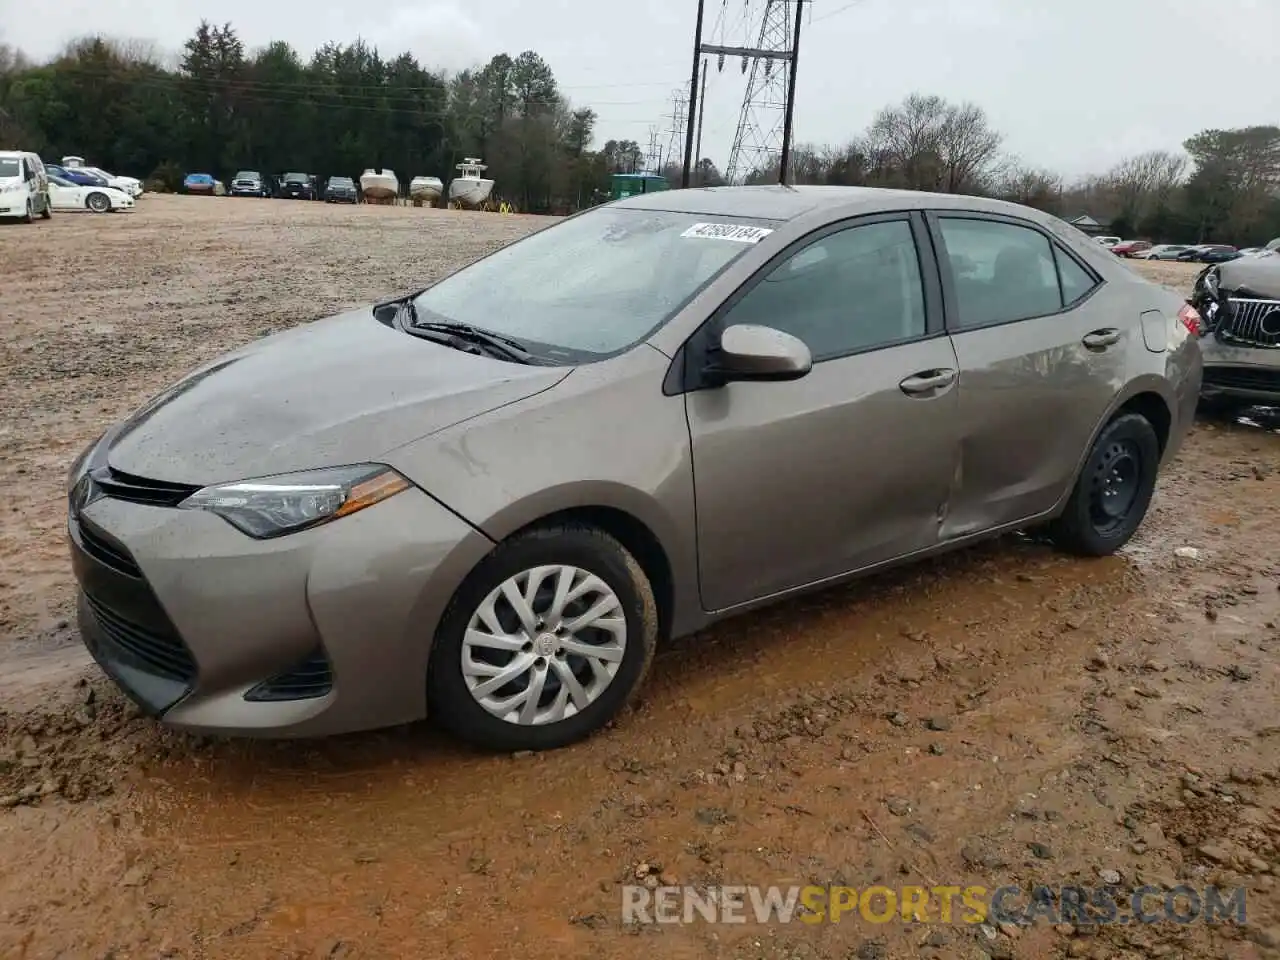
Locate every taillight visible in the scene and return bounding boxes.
[1178,303,1202,337]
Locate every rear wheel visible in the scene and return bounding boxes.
[86,192,111,213]
[1048,413,1160,556]
[428,525,658,752]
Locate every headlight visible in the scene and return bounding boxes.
[179,464,410,539]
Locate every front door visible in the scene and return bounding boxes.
[927,213,1124,538]
[686,214,960,612]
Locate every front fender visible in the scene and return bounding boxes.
[384,347,704,636]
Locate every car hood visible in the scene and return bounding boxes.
[1212,255,1280,297]
[105,308,571,485]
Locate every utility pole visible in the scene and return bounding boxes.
[693,57,708,186]
[778,0,805,184]
[680,0,707,187]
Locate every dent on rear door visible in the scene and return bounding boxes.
[945,305,1127,536]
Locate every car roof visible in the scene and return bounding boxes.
[613,184,1076,228]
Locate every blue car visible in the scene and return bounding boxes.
[46,163,109,187]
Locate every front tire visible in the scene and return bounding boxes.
[1048,413,1160,556]
[40,195,52,219]
[428,525,658,752]
[22,200,33,223]
[86,192,111,213]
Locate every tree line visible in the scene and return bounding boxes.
[1,27,1277,237]
[0,24,645,212]
[743,94,1280,245]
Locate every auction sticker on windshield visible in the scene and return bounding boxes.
[681,223,775,243]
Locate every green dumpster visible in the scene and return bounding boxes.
[611,173,669,201]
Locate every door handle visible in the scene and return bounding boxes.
[899,368,957,396]
[1082,328,1121,349]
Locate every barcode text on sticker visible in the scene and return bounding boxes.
[680,222,775,243]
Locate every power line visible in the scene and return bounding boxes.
[812,0,870,24]
[39,60,688,96]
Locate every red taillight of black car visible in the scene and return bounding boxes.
[1178,303,1203,337]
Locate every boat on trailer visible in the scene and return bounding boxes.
[448,158,494,209]
[409,176,444,205]
[360,168,399,204]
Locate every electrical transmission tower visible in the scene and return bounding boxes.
[681,0,807,186]
[725,0,799,183]
[662,87,690,174]
[646,125,662,174]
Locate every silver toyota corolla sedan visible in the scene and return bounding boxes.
[67,186,1203,750]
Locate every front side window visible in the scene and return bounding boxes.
[722,219,927,361]
[412,207,773,362]
[939,218,1064,328]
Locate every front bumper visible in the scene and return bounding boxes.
[1199,339,1280,404]
[68,456,493,737]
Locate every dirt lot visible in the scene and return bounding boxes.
[1,196,1279,960]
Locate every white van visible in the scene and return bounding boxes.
[0,151,53,222]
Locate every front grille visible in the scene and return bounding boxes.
[92,466,200,507]
[84,593,197,683]
[244,649,334,702]
[76,515,142,577]
[1218,298,1280,349]
[1202,366,1280,392]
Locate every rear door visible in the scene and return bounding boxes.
[926,212,1119,539]
[686,213,960,611]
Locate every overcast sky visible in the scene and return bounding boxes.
[5,0,1278,179]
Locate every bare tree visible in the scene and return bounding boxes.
[866,93,1002,193]
[995,162,1064,212]
[1106,149,1187,224]
[937,101,1003,193]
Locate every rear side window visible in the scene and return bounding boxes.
[938,217,1100,329]
[1056,250,1098,306]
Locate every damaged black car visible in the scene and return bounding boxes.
[1188,252,1280,410]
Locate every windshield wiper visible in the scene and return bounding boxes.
[396,299,540,364]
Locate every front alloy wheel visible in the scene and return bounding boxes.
[429,525,657,751]
[462,565,626,725]
[86,192,111,213]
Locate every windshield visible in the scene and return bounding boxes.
[284,173,308,182]
[331,177,353,186]
[235,171,259,179]
[412,207,775,362]
[0,158,20,178]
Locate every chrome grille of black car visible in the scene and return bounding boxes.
[1218,298,1280,349]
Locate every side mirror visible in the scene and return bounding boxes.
[710,323,812,383]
